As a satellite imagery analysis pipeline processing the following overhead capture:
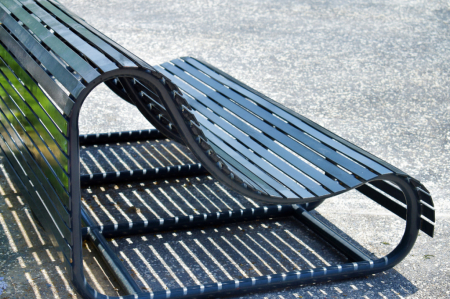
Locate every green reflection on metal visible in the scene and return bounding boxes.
[0,72,69,190]
[0,58,68,156]
[0,56,69,160]
[2,0,99,82]
[0,45,68,136]
[0,118,70,226]
[0,102,70,199]
[0,65,69,171]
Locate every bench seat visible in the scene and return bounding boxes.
[107,56,435,236]
[156,58,403,200]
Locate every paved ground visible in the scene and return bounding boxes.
[0,0,449,298]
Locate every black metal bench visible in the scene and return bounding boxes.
[0,0,435,298]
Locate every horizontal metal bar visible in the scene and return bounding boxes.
[80,163,208,186]
[357,184,407,219]
[82,204,294,238]
[369,181,405,204]
[420,219,434,237]
[292,204,372,262]
[79,129,165,146]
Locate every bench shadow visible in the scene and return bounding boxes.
[78,138,420,298]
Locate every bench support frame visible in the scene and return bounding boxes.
[0,64,427,298]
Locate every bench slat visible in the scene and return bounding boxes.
[0,87,70,196]
[419,219,434,238]
[0,105,70,205]
[1,0,99,82]
[0,41,69,132]
[1,143,72,259]
[155,65,345,194]
[421,204,435,223]
[0,11,85,97]
[204,125,311,198]
[206,131,298,198]
[0,114,71,234]
[161,62,363,188]
[207,141,283,197]
[417,187,434,207]
[202,109,330,196]
[357,184,407,219]
[357,183,434,237]
[367,180,435,223]
[45,0,152,69]
[159,63,362,189]
[0,72,70,184]
[193,97,330,197]
[369,181,406,204]
[0,54,69,154]
[173,58,377,182]
[184,57,394,176]
[19,0,117,73]
[37,0,136,68]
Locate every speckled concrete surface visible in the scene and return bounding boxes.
[1,0,449,298]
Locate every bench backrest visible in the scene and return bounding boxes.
[0,0,163,268]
